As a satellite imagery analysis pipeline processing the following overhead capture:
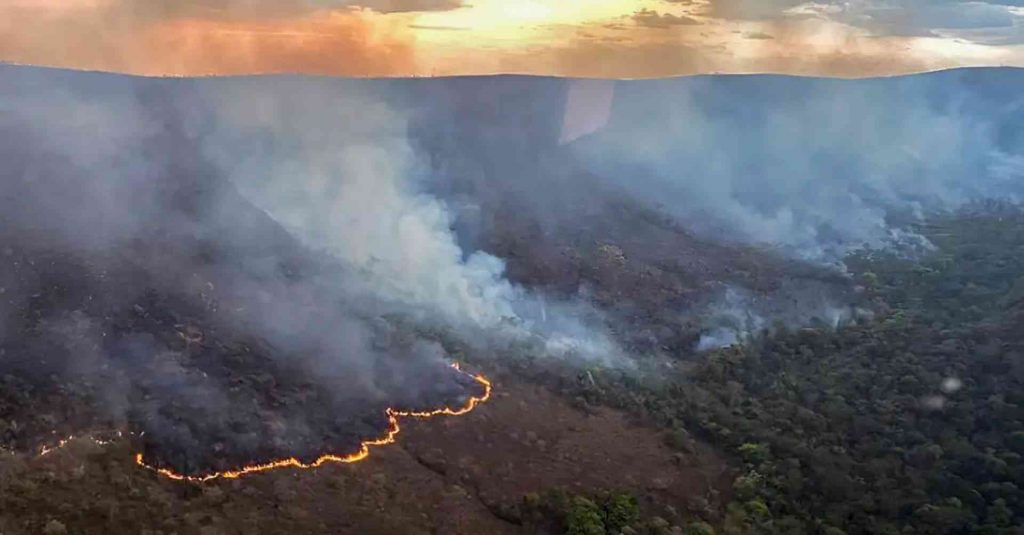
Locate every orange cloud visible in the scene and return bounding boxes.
[141,15,417,76]
[1,0,1021,78]
[0,3,417,76]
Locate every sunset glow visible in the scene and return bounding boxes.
[1,0,1023,77]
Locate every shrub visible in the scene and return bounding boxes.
[603,493,640,532]
[566,496,606,535]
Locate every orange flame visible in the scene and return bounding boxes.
[37,431,125,457]
[133,362,492,482]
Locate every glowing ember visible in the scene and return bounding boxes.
[37,431,127,457]
[27,363,492,482]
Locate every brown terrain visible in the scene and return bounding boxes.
[0,155,826,535]
[0,374,730,534]
[0,159,846,534]
[0,74,845,534]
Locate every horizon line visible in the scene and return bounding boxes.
[2,61,1022,82]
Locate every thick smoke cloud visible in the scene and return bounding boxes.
[188,77,619,362]
[569,73,1024,263]
[0,67,621,468]
[0,69,472,471]
[1,67,615,356]
[196,79,520,329]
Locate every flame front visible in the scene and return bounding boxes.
[132,363,492,482]
[37,431,124,457]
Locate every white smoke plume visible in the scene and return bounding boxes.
[199,80,520,329]
[193,77,621,364]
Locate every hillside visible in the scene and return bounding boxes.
[1,65,1023,534]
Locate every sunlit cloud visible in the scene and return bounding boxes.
[1,0,1024,77]
[0,3,417,76]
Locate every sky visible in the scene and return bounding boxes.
[2,0,1024,78]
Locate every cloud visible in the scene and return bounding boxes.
[0,5,417,76]
[700,0,808,20]
[697,0,1023,41]
[96,0,464,19]
[491,16,938,79]
[772,1,1024,44]
[408,24,470,31]
[349,0,464,13]
[530,40,713,79]
[3,0,1024,78]
[839,1,1018,36]
[632,8,703,28]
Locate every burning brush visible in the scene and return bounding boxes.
[25,363,491,482]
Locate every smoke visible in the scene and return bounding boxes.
[192,77,620,364]
[0,67,618,358]
[695,287,766,351]
[6,65,1024,468]
[693,284,860,351]
[0,66,623,468]
[0,69,482,471]
[196,79,519,329]
[568,73,1024,264]
[0,78,163,252]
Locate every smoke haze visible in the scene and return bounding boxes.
[3,65,1024,471]
[569,73,1024,262]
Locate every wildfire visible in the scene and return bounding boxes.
[133,362,492,482]
[38,431,126,457]
[22,363,491,482]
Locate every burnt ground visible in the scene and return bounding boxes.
[0,67,857,534]
[0,149,836,534]
[0,374,730,534]
[0,233,487,479]
[0,117,489,479]
[0,213,748,534]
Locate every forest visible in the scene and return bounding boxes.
[537,203,1024,534]
[3,65,1024,535]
